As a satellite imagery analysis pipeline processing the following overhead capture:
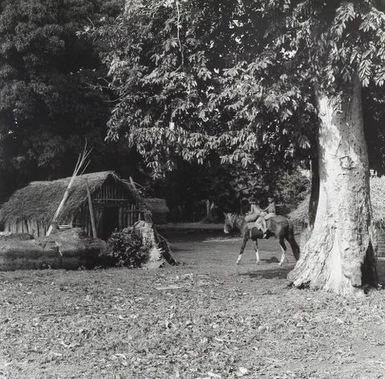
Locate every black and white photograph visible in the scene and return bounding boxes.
[1,0,385,377]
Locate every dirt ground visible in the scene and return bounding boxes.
[1,230,385,378]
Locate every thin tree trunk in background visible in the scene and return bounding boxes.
[288,77,378,294]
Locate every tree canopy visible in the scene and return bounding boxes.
[95,0,385,178]
[0,0,131,202]
[93,1,314,177]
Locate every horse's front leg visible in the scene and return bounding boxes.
[254,239,260,265]
[278,237,287,266]
[236,233,249,265]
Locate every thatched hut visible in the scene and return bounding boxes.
[144,198,169,224]
[289,176,385,256]
[0,171,146,239]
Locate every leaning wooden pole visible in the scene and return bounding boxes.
[46,143,92,236]
[86,180,97,238]
[46,172,77,236]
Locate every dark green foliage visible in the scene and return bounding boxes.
[364,85,385,175]
[93,0,315,177]
[228,166,310,215]
[106,228,148,268]
[153,159,237,221]
[152,159,310,220]
[94,0,385,179]
[274,170,310,213]
[0,0,129,202]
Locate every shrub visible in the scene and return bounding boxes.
[106,228,148,268]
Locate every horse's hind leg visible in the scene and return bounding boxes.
[236,233,249,265]
[254,240,260,265]
[278,237,287,266]
[287,233,300,261]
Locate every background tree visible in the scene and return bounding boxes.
[152,161,310,222]
[152,159,237,222]
[0,0,145,203]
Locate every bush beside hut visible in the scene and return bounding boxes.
[104,222,178,269]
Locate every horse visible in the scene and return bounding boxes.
[223,213,300,266]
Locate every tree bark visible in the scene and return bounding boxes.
[288,78,378,295]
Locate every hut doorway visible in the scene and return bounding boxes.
[102,207,119,239]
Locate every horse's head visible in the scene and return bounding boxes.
[223,213,236,234]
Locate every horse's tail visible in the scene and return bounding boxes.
[287,221,300,260]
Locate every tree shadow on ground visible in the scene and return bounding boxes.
[238,266,293,280]
[262,257,280,264]
[239,260,385,287]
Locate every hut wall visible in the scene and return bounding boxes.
[73,205,92,236]
[4,220,48,238]
[73,180,144,238]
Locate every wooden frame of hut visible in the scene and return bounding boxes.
[0,171,146,239]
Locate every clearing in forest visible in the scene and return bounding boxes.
[1,231,385,379]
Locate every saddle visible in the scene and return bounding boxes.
[247,220,272,238]
[247,222,260,231]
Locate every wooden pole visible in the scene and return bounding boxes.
[86,180,97,238]
[46,174,76,236]
[46,142,92,236]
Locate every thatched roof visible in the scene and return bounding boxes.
[289,176,385,228]
[0,171,142,225]
[145,198,169,214]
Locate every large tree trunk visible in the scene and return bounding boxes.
[288,78,378,295]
